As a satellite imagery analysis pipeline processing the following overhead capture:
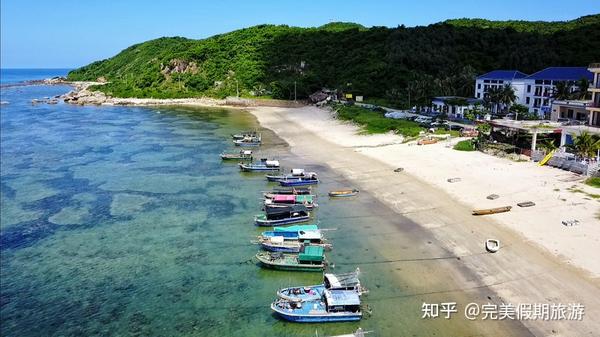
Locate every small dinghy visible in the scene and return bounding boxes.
[328,328,372,337]
[328,189,359,197]
[485,239,500,253]
[447,177,461,183]
[271,289,362,322]
[517,201,536,207]
[486,194,499,200]
[220,150,252,161]
[472,206,511,216]
[418,138,438,145]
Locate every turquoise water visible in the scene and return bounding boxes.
[1,75,531,336]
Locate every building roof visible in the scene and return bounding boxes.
[525,67,593,81]
[324,289,361,306]
[476,70,528,80]
[274,224,319,232]
[298,246,324,262]
[432,96,483,105]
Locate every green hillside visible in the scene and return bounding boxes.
[68,15,600,106]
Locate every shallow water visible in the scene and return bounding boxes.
[1,82,529,336]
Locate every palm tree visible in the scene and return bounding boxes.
[499,84,517,114]
[573,78,590,100]
[572,131,600,159]
[486,86,502,114]
[552,81,573,100]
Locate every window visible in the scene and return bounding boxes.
[484,80,490,83]
[491,80,498,84]
[526,97,530,104]
[535,80,543,84]
[544,80,551,85]
[527,85,531,93]
[567,109,574,118]
[477,93,480,98]
[499,80,504,84]
[477,83,481,89]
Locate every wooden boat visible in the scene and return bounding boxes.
[328,189,359,197]
[517,201,536,207]
[472,206,512,216]
[417,138,438,145]
[239,159,280,172]
[264,194,317,209]
[233,134,262,147]
[220,150,252,161]
[265,168,307,182]
[259,236,331,253]
[278,173,319,187]
[277,268,367,302]
[259,225,329,253]
[231,131,257,140]
[264,187,312,198]
[485,239,500,253]
[271,289,362,322]
[255,246,326,272]
[255,204,310,226]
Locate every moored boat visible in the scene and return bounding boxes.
[259,236,331,253]
[231,131,257,140]
[264,187,312,198]
[266,168,306,182]
[220,150,253,161]
[259,225,330,253]
[255,204,310,226]
[278,172,319,186]
[328,189,359,197]
[264,194,317,209]
[233,133,262,147]
[472,206,512,216]
[277,268,367,302]
[239,159,280,172]
[271,289,362,322]
[255,246,326,272]
[327,328,372,337]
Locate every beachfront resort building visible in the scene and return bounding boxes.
[587,63,600,127]
[474,67,594,117]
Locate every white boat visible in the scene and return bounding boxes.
[325,328,372,337]
[485,239,500,253]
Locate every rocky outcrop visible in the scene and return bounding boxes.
[160,59,198,77]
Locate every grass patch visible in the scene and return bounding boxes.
[584,177,600,188]
[453,139,476,151]
[335,104,423,137]
[567,187,600,199]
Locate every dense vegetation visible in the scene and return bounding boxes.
[453,139,476,151]
[68,15,600,106]
[585,177,600,188]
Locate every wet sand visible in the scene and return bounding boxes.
[247,106,600,337]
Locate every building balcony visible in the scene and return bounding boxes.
[588,63,600,71]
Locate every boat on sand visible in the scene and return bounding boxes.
[328,189,359,197]
[472,206,511,215]
[485,239,500,253]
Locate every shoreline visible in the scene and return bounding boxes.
[245,105,600,336]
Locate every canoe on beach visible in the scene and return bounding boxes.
[472,206,512,215]
[329,189,359,197]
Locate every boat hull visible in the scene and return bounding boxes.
[255,215,310,226]
[271,304,361,322]
[239,164,281,172]
[279,180,319,187]
[255,254,324,272]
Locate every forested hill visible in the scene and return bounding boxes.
[68,14,600,106]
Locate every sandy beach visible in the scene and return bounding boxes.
[246,105,600,336]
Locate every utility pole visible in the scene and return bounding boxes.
[294,81,297,102]
[236,79,239,97]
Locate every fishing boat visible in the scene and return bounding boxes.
[255,204,310,226]
[264,194,317,209]
[255,246,326,271]
[239,159,280,172]
[271,289,362,322]
[231,131,257,140]
[277,268,367,302]
[233,134,262,147]
[259,225,330,253]
[264,187,312,198]
[472,206,512,216]
[328,189,359,197]
[485,239,500,253]
[278,172,319,187]
[327,328,372,337]
[266,168,306,182]
[220,150,253,161]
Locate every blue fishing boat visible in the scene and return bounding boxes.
[271,289,362,322]
[266,168,306,182]
[255,204,310,226]
[233,133,262,147]
[263,187,312,199]
[276,268,366,302]
[278,172,319,186]
[239,159,280,172]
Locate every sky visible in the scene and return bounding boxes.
[1,0,599,69]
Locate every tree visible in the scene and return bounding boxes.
[572,131,600,159]
[573,78,590,100]
[552,81,573,100]
[485,86,502,113]
[498,84,517,113]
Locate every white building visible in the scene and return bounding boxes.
[474,70,528,107]
[431,96,482,119]
[587,63,600,127]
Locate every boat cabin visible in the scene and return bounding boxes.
[323,290,361,313]
[264,204,309,220]
[298,246,325,265]
[324,272,361,292]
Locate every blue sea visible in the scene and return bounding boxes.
[0,69,530,337]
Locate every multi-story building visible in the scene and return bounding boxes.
[474,67,594,117]
[474,70,528,104]
[587,63,600,127]
[522,67,593,117]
